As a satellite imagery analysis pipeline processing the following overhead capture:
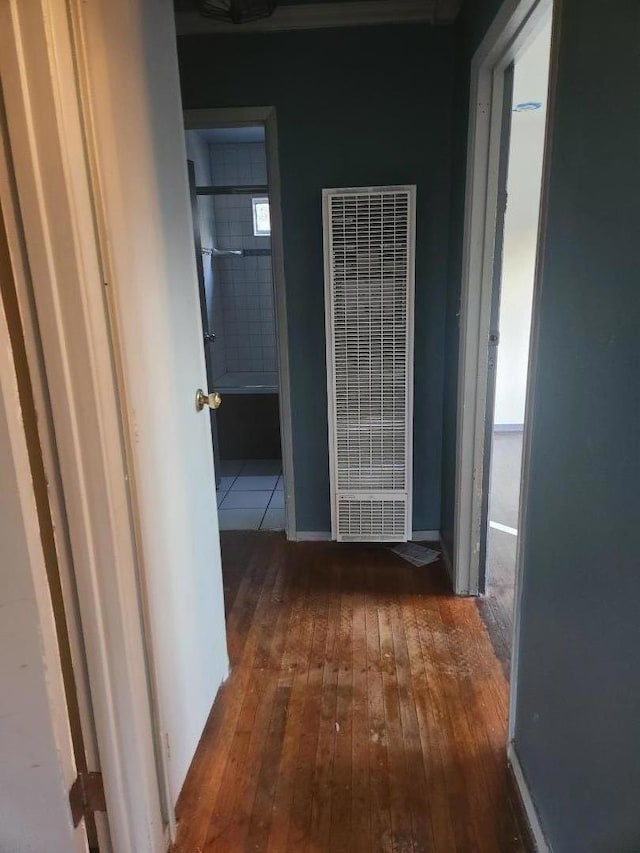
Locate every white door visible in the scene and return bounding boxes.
[73,0,230,812]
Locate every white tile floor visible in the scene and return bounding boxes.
[217,459,285,531]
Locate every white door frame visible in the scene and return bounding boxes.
[185,107,297,540]
[453,0,553,596]
[0,1,166,851]
[454,3,557,847]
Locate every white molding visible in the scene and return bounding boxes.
[507,742,550,852]
[452,0,559,820]
[0,223,86,853]
[175,0,459,36]
[184,107,297,543]
[411,530,440,541]
[0,87,110,851]
[490,520,518,536]
[453,0,553,596]
[493,423,524,432]
[293,530,440,544]
[0,2,166,850]
[295,531,333,542]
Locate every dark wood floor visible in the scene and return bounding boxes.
[172,532,529,853]
[479,431,524,678]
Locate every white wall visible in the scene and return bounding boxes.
[77,0,229,808]
[0,297,82,853]
[494,22,551,426]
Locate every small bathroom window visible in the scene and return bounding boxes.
[252,196,271,237]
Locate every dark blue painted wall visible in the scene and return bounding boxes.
[178,25,455,532]
[514,2,640,849]
[446,1,640,849]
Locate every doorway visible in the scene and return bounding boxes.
[184,110,294,535]
[483,21,552,666]
[453,5,555,837]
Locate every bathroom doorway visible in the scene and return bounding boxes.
[184,109,294,535]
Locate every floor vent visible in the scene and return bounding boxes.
[323,185,416,542]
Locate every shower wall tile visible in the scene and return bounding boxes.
[209,143,267,187]
[208,141,276,375]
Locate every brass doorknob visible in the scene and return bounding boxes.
[195,389,222,412]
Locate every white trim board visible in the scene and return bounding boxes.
[453,0,553,596]
[508,742,550,852]
[175,0,462,36]
[294,531,333,542]
[490,520,518,536]
[185,108,297,544]
[410,530,440,541]
[294,530,440,543]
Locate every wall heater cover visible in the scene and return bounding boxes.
[323,185,416,542]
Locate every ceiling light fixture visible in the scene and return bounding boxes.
[513,101,542,112]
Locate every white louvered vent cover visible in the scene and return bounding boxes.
[323,185,415,542]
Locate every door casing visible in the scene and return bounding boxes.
[452,0,554,596]
[184,107,297,540]
[453,1,558,848]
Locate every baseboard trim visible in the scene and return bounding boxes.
[507,742,549,852]
[295,531,332,541]
[294,529,441,543]
[410,530,440,541]
[494,423,524,433]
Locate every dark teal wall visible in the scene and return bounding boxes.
[514,2,640,849]
[178,25,455,532]
[447,0,640,849]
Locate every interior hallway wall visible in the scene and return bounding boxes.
[178,25,456,533]
[446,1,640,849]
[494,22,550,428]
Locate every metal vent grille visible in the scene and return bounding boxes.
[324,186,415,542]
[337,496,407,542]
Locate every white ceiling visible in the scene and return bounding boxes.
[513,19,553,109]
[506,19,553,232]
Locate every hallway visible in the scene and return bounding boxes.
[172,534,529,852]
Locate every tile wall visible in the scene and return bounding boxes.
[186,130,226,375]
[209,142,276,378]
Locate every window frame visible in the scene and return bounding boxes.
[251,195,271,237]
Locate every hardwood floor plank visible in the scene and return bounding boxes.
[329,574,355,852]
[285,548,331,851]
[171,536,529,853]
[350,564,372,853]
[308,559,341,848]
[365,561,393,852]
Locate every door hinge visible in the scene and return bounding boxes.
[69,771,106,828]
